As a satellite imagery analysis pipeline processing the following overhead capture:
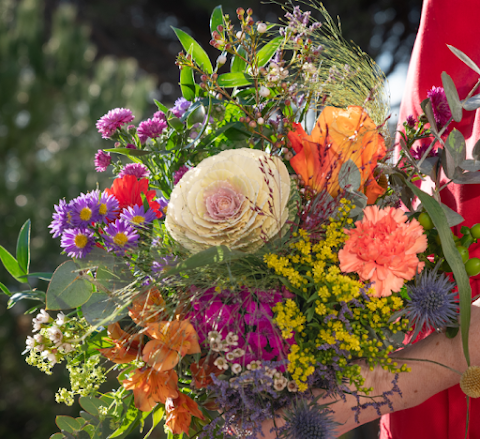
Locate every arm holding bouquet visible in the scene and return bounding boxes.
[2,2,480,438]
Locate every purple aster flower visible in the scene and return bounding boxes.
[118,163,150,179]
[120,204,156,227]
[405,268,458,339]
[171,97,191,118]
[49,199,73,238]
[427,86,452,128]
[96,108,134,139]
[173,165,190,185]
[97,191,119,223]
[152,256,178,276]
[103,219,139,254]
[137,118,167,144]
[69,193,101,227]
[157,196,168,216]
[94,150,111,172]
[280,399,337,439]
[60,228,95,259]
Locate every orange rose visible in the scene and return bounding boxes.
[288,106,387,203]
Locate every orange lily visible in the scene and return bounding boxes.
[288,106,387,203]
[165,393,205,435]
[142,320,201,372]
[123,367,179,411]
[98,323,143,364]
[190,355,222,389]
[129,287,166,326]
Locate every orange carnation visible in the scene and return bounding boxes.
[165,393,205,435]
[288,106,387,203]
[338,206,428,297]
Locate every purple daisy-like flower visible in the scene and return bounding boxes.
[152,256,178,276]
[96,108,134,139]
[60,228,95,259]
[118,163,150,179]
[120,204,156,227]
[103,219,139,254]
[171,97,191,118]
[69,193,101,227]
[157,196,168,216]
[96,191,119,223]
[94,150,111,172]
[427,86,452,128]
[137,118,167,144]
[173,165,190,185]
[49,199,73,238]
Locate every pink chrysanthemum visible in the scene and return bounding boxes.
[137,118,167,144]
[118,163,150,179]
[338,206,428,297]
[94,149,111,172]
[427,86,452,128]
[96,108,134,139]
[173,165,190,185]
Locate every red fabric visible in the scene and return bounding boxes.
[380,0,480,437]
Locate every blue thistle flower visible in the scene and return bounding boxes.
[281,399,337,439]
[405,268,458,337]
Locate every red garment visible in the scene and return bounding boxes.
[380,0,480,437]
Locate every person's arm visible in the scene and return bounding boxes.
[261,299,480,436]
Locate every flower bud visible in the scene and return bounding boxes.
[236,7,245,15]
[257,23,267,34]
[257,117,265,125]
[217,54,227,65]
[259,86,270,98]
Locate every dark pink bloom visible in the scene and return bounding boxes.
[94,149,111,172]
[96,108,134,139]
[173,165,190,185]
[118,163,150,179]
[427,86,452,128]
[137,118,167,143]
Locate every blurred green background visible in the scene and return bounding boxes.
[0,0,422,437]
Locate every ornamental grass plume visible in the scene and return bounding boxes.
[338,206,428,297]
[460,366,480,398]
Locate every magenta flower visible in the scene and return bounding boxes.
[60,228,95,259]
[94,150,111,172]
[118,163,150,179]
[405,115,416,128]
[96,108,134,139]
[173,165,190,185]
[427,86,452,128]
[137,118,167,143]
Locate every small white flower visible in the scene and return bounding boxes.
[225,332,239,346]
[217,55,227,65]
[264,367,277,378]
[47,326,63,345]
[246,360,262,371]
[273,376,288,391]
[236,31,244,40]
[220,340,230,352]
[257,23,267,34]
[232,348,245,358]
[42,350,57,365]
[210,340,222,352]
[259,86,270,98]
[35,344,45,352]
[274,371,283,380]
[214,356,229,371]
[231,363,242,374]
[26,336,35,350]
[287,380,298,392]
[56,312,67,326]
[60,342,74,353]
[302,62,317,75]
[34,334,44,343]
[226,352,236,361]
[32,309,51,330]
[208,331,222,343]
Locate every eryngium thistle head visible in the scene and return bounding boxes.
[281,399,337,439]
[460,366,480,398]
[406,269,458,333]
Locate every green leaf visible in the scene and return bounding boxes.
[231,46,247,73]
[439,202,465,227]
[154,99,169,114]
[46,261,92,310]
[173,27,213,74]
[56,416,81,434]
[422,99,439,136]
[0,281,11,296]
[444,128,466,167]
[462,95,480,112]
[256,36,283,67]
[180,65,196,101]
[75,431,90,439]
[210,6,224,39]
[441,72,462,122]
[22,272,52,281]
[104,148,151,157]
[79,396,105,416]
[16,219,31,275]
[452,172,480,184]
[338,159,361,191]
[81,291,128,326]
[144,406,165,439]
[447,45,480,75]
[50,434,65,439]
[459,159,480,172]
[405,180,471,366]
[0,245,27,283]
[472,139,480,160]
[217,72,252,88]
[163,245,244,278]
[446,325,460,339]
[7,290,45,309]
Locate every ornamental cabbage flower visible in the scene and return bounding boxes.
[165,148,291,253]
[338,206,428,297]
[288,106,386,204]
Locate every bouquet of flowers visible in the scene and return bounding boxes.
[2,2,480,438]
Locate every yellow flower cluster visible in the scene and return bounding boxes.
[287,344,316,392]
[273,299,306,339]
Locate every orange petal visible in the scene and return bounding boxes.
[143,340,179,372]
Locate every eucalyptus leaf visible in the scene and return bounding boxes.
[444,128,466,166]
[440,148,457,180]
[256,36,283,67]
[405,180,471,366]
[459,159,480,172]
[50,434,65,439]
[46,260,92,310]
[419,157,439,177]
[56,416,81,434]
[440,202,465,227]
[462,95,480,111]
[452,172,480,184]
[217,72,252,87]
[231,46,247,73]
[441,72,462,122]
[338,159,361,191]
[7,290,45,309]
[82,292,128,326]
[473,139,480,160]
[79,397,105,416]
[447,45,480,75]
[173,27,213,74]
[16,219,31,275]
[210,5,224,38]
[180,65,196,101]
[422,99,439,136]
[104,148,151,157]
